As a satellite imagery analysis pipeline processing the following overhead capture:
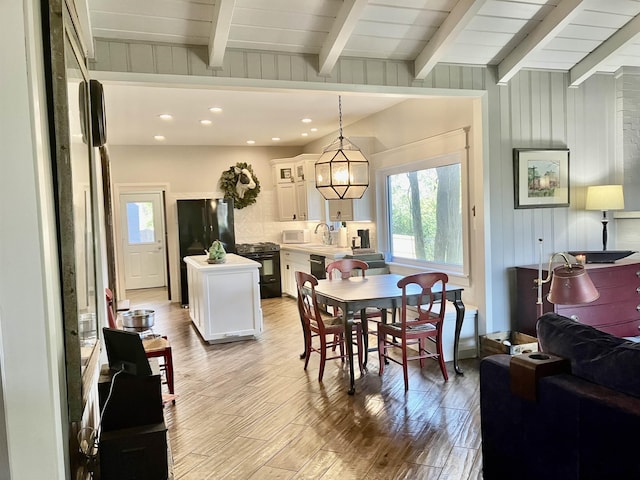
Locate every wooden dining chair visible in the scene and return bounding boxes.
[325,258,385,345]
[377,272,449,390]
[105,288,175,400]
[295,271,364,382]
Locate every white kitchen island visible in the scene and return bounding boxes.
[183,254,263,343]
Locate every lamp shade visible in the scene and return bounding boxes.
[547,264,599,305]
[585,185,624,211]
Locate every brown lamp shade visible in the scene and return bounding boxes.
[548,264,599,305]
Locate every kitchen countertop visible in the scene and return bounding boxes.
[183,253,260,270]
[279,243,353,259]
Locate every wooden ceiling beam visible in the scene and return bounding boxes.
[570,13,640,86]
[497,0,584,85]
[414,0,487,80]
[318,0,368,76]
[208,0,236,68]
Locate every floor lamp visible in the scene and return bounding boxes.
[585,185,625,251]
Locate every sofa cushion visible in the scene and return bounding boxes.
[537,313,640,399]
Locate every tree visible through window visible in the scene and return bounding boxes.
[126,201,155,244]
[388,163,462,266]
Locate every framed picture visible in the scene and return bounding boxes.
[513,148,570,209]
[280,167,291,180]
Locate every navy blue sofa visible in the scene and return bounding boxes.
[480,313,640,480]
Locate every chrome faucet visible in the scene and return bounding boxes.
[314,223,331,245]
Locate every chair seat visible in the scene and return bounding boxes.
[142,336,170,352]
[380,322,436,334]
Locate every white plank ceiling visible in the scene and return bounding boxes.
[80,0,640,145]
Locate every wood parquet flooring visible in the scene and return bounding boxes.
[127,287,483,480]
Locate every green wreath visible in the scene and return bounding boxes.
[219,162,261,209]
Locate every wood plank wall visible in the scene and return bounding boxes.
[91,40,489,90]
[90,39,620,335]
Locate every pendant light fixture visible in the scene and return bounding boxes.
[315,95,369,200]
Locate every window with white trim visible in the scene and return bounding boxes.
[382,149,469,276]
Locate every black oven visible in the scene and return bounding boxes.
[236,243,282,299]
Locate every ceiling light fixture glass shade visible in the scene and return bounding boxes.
[315,96,369,200]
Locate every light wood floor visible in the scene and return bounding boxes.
[127,287,483,480]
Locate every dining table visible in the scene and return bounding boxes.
[312,273,466,394]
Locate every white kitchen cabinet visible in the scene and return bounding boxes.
[276,183,297,221]
[295,182,308,221]
[272,154,323,222]
[280,249,310,297]
[184,254,263,343]
[328,187,373,221]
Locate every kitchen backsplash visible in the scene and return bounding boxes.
[233,190,376,248]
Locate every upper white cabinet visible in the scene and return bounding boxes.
[328,188,373,222]
[276,182,297,221]
[272,154,323,221]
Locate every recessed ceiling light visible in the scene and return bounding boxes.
[159,114,173,120]
[246,140,255,145]
[310,128,318,132]
[302,118,312,123]
[209,107,223,113]
[154,135,166,141]
[272,137,281,141]
[301,133,308,137]
[200,119,212,125]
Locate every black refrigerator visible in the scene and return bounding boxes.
[177,198,236,306]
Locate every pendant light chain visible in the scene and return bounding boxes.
[338,95,343,139]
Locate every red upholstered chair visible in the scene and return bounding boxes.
[295,271,364,382]
[378,272,449,390]
[105,288,175,400]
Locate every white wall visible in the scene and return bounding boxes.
[486,70,619,332]
[0,0,69,477]
[304,97,476,153]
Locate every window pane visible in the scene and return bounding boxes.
[388,163,462,265]
[126,201,155,244]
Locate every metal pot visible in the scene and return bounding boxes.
[121,309,155,329]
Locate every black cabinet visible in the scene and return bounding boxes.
[98,364,163,432]
[99,423,168,480]
[98,361,168,479]
[177,198,236,305]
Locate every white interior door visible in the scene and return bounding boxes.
[120,192,167,290]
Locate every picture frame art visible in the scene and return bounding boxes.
[513,148,570,209]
